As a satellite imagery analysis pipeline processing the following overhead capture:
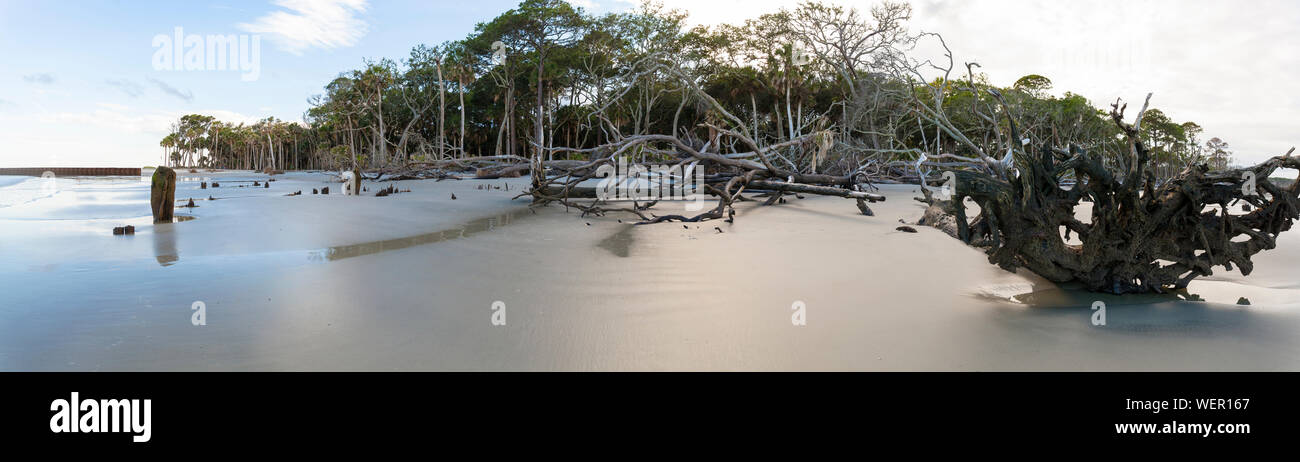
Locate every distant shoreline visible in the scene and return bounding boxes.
[0,167,141,177]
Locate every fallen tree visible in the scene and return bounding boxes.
[380,37,1300,295]
[518,54,887,223]
[521,131,885,223]
[916,97,1300,294]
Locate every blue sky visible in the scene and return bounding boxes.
[2,0,1297,167]
[0,0,607,167]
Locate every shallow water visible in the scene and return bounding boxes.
[1,172,1297,370]
[312,210,525,262]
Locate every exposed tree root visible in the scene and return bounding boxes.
[917,99,1300,294]
[517,132,885,224]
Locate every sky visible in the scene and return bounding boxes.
[1,0,1296,167]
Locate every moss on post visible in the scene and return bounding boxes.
[151,166,176,223]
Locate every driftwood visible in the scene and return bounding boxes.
[522,131,883,223]
[917,98,1300,294]
[520,55,884,223]
[374,157,593,181]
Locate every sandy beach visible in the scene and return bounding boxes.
[1,170,1298,371]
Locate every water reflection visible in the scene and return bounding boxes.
[996,296,1260,338]
[151,215,194,266]
[1007,282,1205,307]
[309,211,523,262]
[153,223,179,266]
[597,225,635,258]
[984,282,1264,338]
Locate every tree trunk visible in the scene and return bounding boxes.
[533,59,546,192]
[459,77,467,158]
[436,59,447,159]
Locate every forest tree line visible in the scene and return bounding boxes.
[158,0,1236,179]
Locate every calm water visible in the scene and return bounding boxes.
[2,174,1298,370]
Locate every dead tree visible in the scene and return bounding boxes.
[522,131,885,223]
[916,97,1300,294]
[861,32,1300,293]
[520,54,886,223]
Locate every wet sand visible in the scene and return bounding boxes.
[1,171,1298,371]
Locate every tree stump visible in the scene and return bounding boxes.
[151,166,176,223]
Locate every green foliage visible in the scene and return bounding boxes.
[1012,74,1051,96]
[159,0,1227,176]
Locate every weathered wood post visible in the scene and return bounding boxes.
[151,166,176,223]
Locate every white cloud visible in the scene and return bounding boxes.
[22,73,56,85]
[239,0,369,55]
[105,79,145,98]
[148,78,195,103]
